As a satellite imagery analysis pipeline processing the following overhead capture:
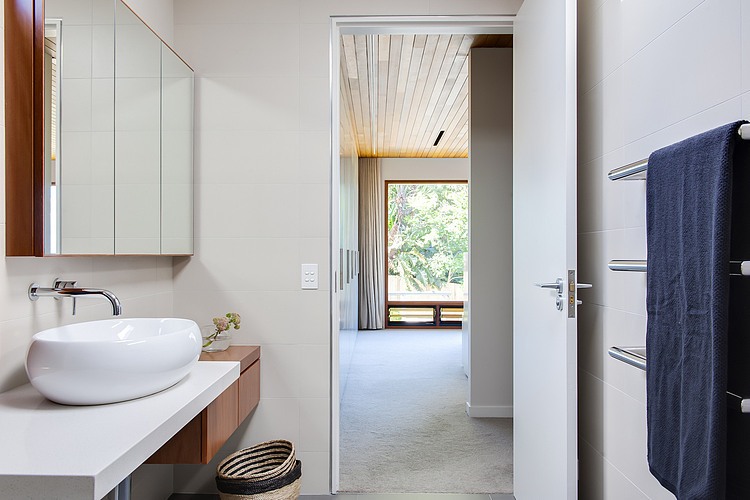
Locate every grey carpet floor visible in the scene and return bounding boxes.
[339,329,513,494]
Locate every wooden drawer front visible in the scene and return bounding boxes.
[146,347,260,465]
[239,359,260,422]
[203,380,239,463]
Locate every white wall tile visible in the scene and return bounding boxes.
[61,26,93,79]
[428,0,521,15]
[299,77,330,131]
[619,0,704,64]
[196,77,300,131]
[621,0,741,145]
[577,0,622,95]
[578,69,624,163]
[60,131,93,185]
[298,131,331,184]
[258,344,302,398]
[46,0,93,25]
[197,183,300,238]
[299,398,330,452]
[297,451,330,495]
[300,24,329,78]
[61,78,93,132]
[195,131,301,184]
[175,0,301,25]
[173,237,300,292]
[298,184,329,238]
[300,0,429,24]
[175,23,300,77]
[297,345,329,398]
[579,440,651,500]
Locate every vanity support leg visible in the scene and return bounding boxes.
[112,474,132,500]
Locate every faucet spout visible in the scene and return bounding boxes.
[56,287,123,316]
[29,280,123,316]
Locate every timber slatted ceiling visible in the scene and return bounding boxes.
[340,33,512,158]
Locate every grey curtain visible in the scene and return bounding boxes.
[358,158,385,329]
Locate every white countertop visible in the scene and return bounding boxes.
[0,361,240,500]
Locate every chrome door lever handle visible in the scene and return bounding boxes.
[576,283,592,289]
[534,278,564,292]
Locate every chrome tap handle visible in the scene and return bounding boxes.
[53,279,78,290]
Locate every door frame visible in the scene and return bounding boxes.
[329,15,514,493]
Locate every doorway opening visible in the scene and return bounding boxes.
[331,15,516,495]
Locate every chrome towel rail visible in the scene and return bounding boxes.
[608,124,750,181]
[607,160,648,181]
[608,346,750,413]
[608,260,750,275]
[608,260,647,272]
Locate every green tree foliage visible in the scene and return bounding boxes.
[387,183,468,291]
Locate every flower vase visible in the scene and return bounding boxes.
[201,325,231,352]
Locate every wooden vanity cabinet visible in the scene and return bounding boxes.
[147,346,260,464]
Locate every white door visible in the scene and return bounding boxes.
[513,0,578,498]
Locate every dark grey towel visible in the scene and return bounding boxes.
[646,121,746,499]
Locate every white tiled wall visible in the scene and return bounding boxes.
[577,0,746,498]
[170,0,522,494]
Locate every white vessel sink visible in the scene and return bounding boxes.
[25,318,201,405]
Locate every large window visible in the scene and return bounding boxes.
[386,182,468,328]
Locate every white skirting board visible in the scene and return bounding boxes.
[465,402,513,418]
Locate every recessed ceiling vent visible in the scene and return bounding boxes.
[433,130,445,147]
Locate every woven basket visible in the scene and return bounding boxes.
[217,440,296,481]
[217,460,302,500]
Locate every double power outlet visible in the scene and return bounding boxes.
[301,264,319,290]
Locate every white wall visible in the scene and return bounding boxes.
[170,0,522,494]
[381,157,469,181]
[1,1,176,498]
[466,48,513,417]
[577,0,747,498]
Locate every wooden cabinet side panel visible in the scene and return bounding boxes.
[203,379,239,463]
[239,359,260,423]
[145,413,203,464]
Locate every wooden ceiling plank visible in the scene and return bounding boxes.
[438,94,468,157]
[354,34,372,156]
[416,34,470,157]
[408,34,451,156]
[413,34,463,157]
[423,56,469,157]
[341,36,367,156]
[376,34,390,156]
[388,34,414,157]
[383,35,402,158]
[401,34,444,156]
[393,34,427,156]
[429,74,467,158]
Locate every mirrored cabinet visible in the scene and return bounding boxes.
[6,0,194,256]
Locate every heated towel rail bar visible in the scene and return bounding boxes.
[608,346,750,413]
[608,124,750,181]
[608,260,750,275]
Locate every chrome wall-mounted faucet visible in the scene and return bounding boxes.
[28,279,123,316]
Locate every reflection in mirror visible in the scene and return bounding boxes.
[115,0,162,254]
[161,46,194,254]
[43,21,61,254]
[32,0,193,256]
[45,0,116,255]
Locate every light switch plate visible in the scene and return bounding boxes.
[301,263,319,290]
